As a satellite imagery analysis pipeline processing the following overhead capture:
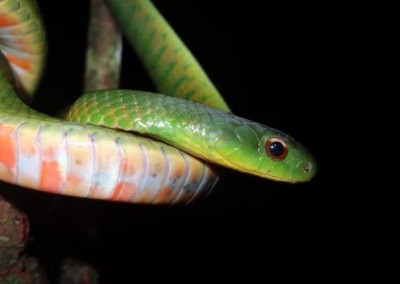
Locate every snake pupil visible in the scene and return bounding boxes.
[265,138,288,161]
[269,142,284,156]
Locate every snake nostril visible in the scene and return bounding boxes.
[304,164,311,173]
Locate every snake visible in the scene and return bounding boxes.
[0,0,316,205]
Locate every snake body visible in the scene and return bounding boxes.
[0,0,316,204]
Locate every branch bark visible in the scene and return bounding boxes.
[84,0,122,91]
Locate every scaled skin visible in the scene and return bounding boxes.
[0,0,316,205]
[0,3,217,204]
[68,90,317,183]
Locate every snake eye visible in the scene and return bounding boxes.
[265,138,288,161]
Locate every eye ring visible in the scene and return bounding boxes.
[265,138,288,161]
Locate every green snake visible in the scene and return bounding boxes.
[0,0,316,204]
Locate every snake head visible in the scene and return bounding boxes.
[208,120,317,183]
[255,127,317,183]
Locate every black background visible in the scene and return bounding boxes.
[1,0,371,282]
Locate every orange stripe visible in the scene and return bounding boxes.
[111,182,137,202]
[67,174,83,187]
[158,187,173,200]
[0,125,17,169]
[64,174,87,198]
[120,157,136,176]
[40,160,63,193]
[0,15,18,28]
[6,54,32,71]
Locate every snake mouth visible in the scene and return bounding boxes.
[228,155,317,183]
[214,158,303,183]
[250,170,303,183]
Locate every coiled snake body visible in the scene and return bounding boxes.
[0,0,316,204]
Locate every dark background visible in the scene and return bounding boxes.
[1,0,370,282]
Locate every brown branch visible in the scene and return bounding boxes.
[84,0,122,91]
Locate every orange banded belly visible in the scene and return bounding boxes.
[0,118,218,204]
